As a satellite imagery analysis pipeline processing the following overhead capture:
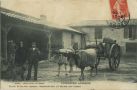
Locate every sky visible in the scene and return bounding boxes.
[1,0,137,25]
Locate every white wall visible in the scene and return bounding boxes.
[62,32,82,49]
[81,27,95,41]
[75,26,126,54]
[62,32,71,48]
[102,27,124,45]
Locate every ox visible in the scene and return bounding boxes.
[52,49,75,76]
[69,48,98,80]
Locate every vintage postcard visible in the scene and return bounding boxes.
[0,0,137,90]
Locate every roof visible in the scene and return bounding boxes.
[1,7,40,24]
[1,7,82,34]
[69,20,108,27]
[42,21,82,33]
[69,19,137,27]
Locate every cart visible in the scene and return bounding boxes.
[96,38,121,71]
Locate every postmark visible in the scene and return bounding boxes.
[107,0,130,29]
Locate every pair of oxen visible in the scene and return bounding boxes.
[54,45,103,80]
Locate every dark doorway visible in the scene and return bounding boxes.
[7,27,49,59]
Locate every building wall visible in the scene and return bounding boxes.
[123,25,137,54]
[102,27,124,45]
[102,26,137,54]
[73,25,137,55]
[81,27,95,42]
[62,32,72,48]
[74,26,126,54]
[79,26,124,43]
[102,27,126,54]
[77,27,104,47]
[62,32,82,49]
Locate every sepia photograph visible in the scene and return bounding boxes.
[0,0,137,90]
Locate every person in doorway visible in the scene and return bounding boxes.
[26,42,40,80]
[7,40,16,65]
[7,40,16,80]
[15,41,27,80]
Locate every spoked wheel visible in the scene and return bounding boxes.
[109,44,121,71]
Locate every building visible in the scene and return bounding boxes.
[69,20,137,55]
[0,7,84,60]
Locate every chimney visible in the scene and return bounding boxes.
[40,15,47,24]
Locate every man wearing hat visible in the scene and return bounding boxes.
[26,42,40,80]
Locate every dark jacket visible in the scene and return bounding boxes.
[27,47,40,63]
[15,47,27,65]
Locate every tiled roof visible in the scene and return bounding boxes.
[1,7,82,34]
[69,19,137,27]
[42,21,82,33]
[69,20,108,27]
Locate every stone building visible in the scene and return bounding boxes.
[69,20,137,55]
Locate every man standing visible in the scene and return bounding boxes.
[7,40,16,65]
[26,42,40,80]
[15,41,27,80]
[7,40,16,80]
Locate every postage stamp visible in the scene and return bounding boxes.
[107,0,130,29]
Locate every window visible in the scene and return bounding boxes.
[124,26,137,39]
[95,27,102,39]
[124,27,128,39]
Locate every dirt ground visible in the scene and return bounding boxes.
[24,55,137,83]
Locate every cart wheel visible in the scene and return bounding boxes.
[109,44,121,71]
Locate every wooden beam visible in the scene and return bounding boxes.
[2,25,12,60]
[0,13,1,80]
[47,31,52,61]
[6,23,50,33]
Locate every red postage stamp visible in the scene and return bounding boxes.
[109,0,129,20]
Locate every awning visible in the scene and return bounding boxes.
[1,7,82,34]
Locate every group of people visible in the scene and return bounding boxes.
[8,41,40,81]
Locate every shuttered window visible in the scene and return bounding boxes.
[124,26,137,39]
[133,26,137,39]
[124,27,129,38]
[129,27,133,39]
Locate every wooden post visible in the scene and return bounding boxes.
[2,28,8,61]
[0,13,1,80]
[81,34,86,49]
[95,37,97,46]
[2,25,12,61]
[48,31,52,61]
[0,13,1,81]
